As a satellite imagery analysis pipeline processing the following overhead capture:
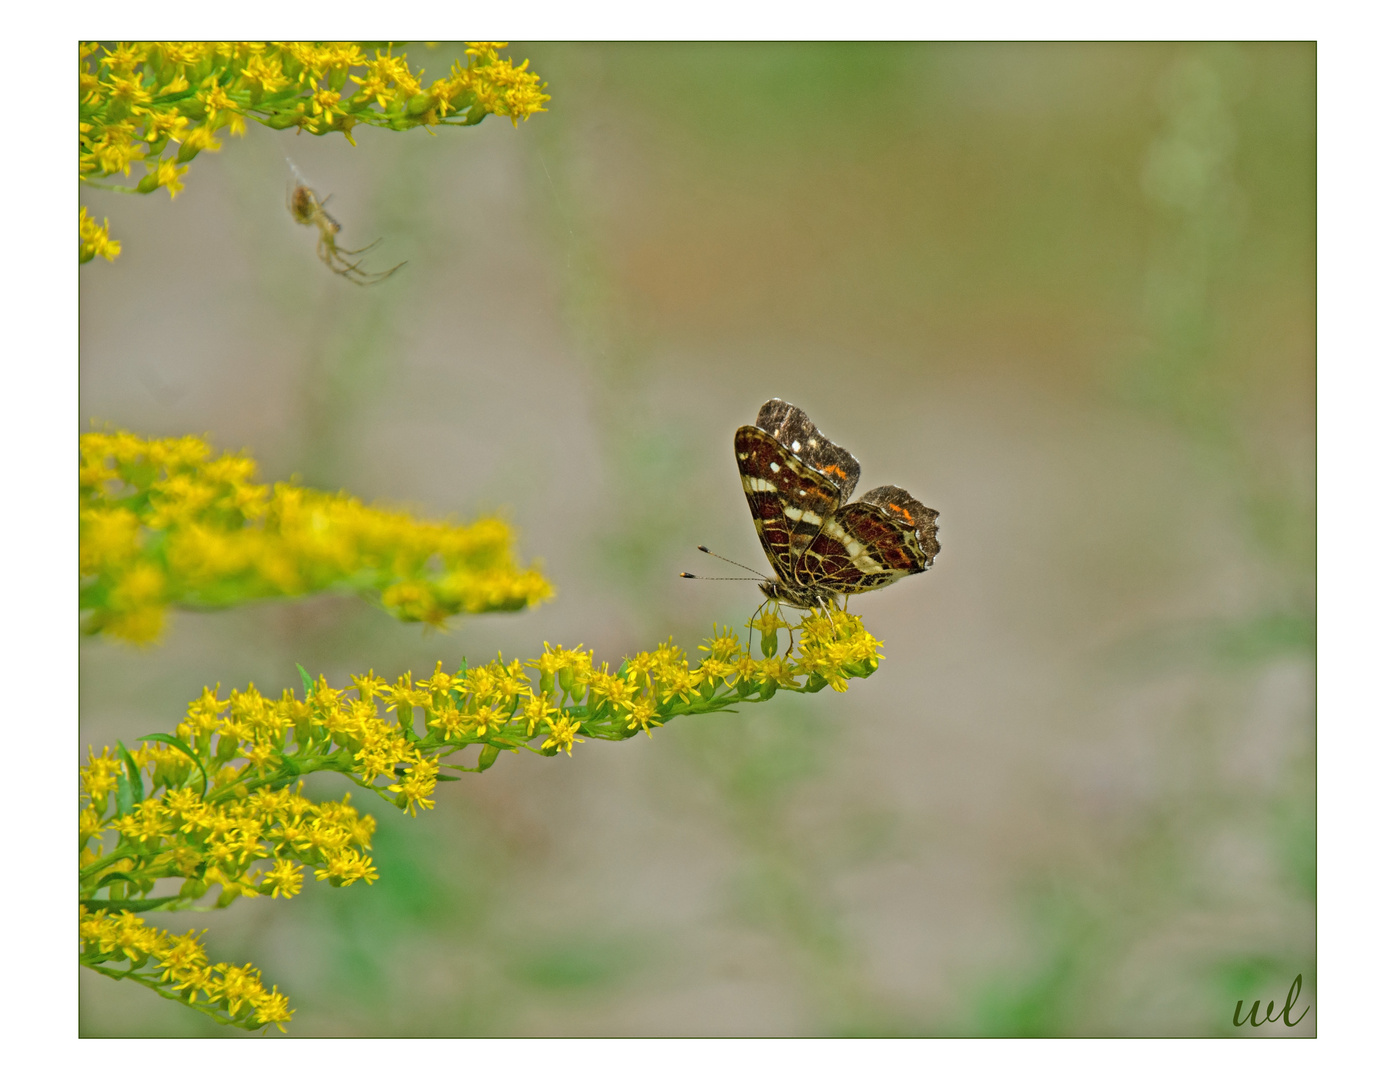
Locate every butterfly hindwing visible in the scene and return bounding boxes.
[854,485,940,567]
[792,485,939,595]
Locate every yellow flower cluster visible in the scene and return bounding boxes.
[80,908,293,1031]
[81,737,380,901]
[78,610,880,1028]
[79,430,553,643]
[79,207,121,263]
[78,42,549,261]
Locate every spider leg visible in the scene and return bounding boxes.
[333,237,383,257]
[353,260,406,283]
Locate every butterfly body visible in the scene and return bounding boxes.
[735,399,939,610]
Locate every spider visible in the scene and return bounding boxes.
[285,161,404,286]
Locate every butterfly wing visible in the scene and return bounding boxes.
[755,399,860,504]
[791,484,940,595]
[735,424,846,586]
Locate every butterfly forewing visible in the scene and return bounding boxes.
[754,399,861,503]
[735,425,843,582]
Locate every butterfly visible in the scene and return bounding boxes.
[732,398,939,612]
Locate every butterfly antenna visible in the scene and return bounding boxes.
[695,545,768,577]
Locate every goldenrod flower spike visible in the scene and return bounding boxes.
[80,430,553,643]
[78,614,881,1029]
[80,908,294,1031]
[78,41,550,262]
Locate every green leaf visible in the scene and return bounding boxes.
[477,745,500,772]
[93,870,141,891]
[80,896,180,914]
[115,740,144,805]
[138,732,210,795]
[296,663,314,696]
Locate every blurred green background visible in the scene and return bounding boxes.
[78,42,1315,1036]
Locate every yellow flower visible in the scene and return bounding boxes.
[351,671,388,702]
[79,507,140,574]
[181,122,223,155]
[730,653,762,686]
[622,695,661,736]
[428,703,469,740]
[541,714,584,756]
[240,52,290,94]
[588,667,634,710]
[417,661,458,698]
[100,43,147,77]
[757,656,800,689]
[105,71,154,111]
[314,848,379,885]
[144,108,190,145]
[90,123,146,175]
[659,665,701,706]
[701,625,742,662]
[520,692,557,736]
[197,80,238,115]
[261,859,302,898]
[78,208,122,263]
[153,158,187,198]
[153,41,206,69]
[387,759,438,816]
[310,86,341,117]
[80,748,123,803]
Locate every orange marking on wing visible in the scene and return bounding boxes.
[822,464,848,479]
[887,502,914,524]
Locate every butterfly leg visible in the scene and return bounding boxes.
[745,598,764,655]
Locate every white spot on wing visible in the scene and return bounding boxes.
[784,506,824,526]
[744,476,777,493]
[791,440,801,452]
[769,462,780,473]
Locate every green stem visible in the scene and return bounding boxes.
[79,959,263,1030]
[79,177,142,193]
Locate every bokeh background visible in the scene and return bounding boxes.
[78,42,1315,1036]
